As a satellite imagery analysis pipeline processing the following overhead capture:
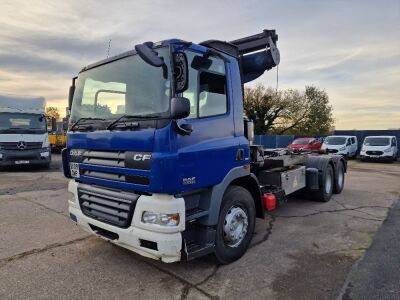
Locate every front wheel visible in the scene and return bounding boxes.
[214,186,256,264]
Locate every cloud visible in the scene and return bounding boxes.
[0,0,399,128]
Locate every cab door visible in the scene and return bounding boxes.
[174,50,241,192]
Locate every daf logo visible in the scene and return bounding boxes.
[17,141,26,150]
[133,154,151,161]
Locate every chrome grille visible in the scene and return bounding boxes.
[78,184,139,228]
[79,150,150,185]
[327,149,338,153]
[0,142,42,150]
[366,151,383,156]
[83,150,125,167]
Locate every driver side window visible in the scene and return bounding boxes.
[183,50,227,119]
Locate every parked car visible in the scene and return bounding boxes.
[360,136,398,162]
[321,135,358,158]
[288,137,322,151]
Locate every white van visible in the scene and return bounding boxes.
[360,136,398,162]
[0,95,51,169]
[321,135,358,158]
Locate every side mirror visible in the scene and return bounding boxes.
[171,97,192,136]
[191,55,212,71]
[68,77,76,110]
[171,97,190,119]
[173,52,188,93]
[51,117,57,132]
[135,42,164,67]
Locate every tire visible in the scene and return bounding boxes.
[214,185,256,264]
[333,161,345,194]
[312,164,334,202]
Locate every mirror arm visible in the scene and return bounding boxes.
[173,120,192,136]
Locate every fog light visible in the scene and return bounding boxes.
[40,151,50,157]
[142,211,180,226]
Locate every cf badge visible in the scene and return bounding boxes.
[125,152,152,170]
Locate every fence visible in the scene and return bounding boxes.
[254,135,294,148]
[254,129,400,153]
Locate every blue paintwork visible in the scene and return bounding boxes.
[65,41,250,195]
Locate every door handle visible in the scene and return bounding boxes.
[236,149,244,161]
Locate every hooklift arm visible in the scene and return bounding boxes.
[231,29,280,83]
[229,29,278,55]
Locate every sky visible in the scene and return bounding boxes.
[0,0,399,129]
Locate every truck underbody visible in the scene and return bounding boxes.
[67,146,346,263]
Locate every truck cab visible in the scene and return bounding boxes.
[0,95,51,169]
[63,30,345,264]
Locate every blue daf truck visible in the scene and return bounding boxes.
[62,30,346,264]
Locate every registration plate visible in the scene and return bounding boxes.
[70,162,80,178]
[15,160,30,165]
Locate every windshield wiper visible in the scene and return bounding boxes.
[106,114,163,130]
[70,117,105,131]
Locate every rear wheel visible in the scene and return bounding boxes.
[312,164,334,202]
[214,186,256,264]
[333,161,345,194]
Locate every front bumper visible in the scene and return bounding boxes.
[0,148,51,167]
[360,153,393,160]
[68,180,185,263]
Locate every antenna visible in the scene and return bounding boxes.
[107,39,112,58]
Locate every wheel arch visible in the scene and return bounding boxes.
[230,174,264,219]
[306,155,337,187]
[204,167,263,226]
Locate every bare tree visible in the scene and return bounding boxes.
[244,85,333,136]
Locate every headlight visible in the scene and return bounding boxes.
[384,147,392,153]
[40,151,50,157]
[142,211,180,226]
[43,138,49,148]
[0,153,3,159]
[339,146,346,151]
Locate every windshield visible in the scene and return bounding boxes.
[324,136,346,145]
[0,112,46,133]
[70,47,171,124]
[364,137,390,146]
[292,139,311,145]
